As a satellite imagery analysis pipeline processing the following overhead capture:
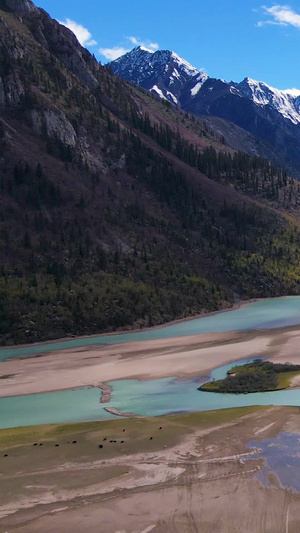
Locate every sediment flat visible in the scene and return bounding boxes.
[1,406,300,532]
[1,325,300,397]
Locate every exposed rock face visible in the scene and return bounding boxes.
[0,72,25,105]
[0,76,5,105]
[4,0,37,14]
[30,109,77,147]
[29,12,99,90]
[1,0,99,91]
[0,0,102,163]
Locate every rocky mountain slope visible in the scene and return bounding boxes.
[1,0,300,345]
[109,48,300,178]
[109,46,207,106]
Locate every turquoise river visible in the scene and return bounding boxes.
[2,296,300,429]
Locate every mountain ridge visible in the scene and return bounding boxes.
[109,47,300,177]
[2,0,300,345]
[109,46,300,124]
[109,46,206,106]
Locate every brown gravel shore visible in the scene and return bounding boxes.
[104,407,141,418]
[98,383,112,403]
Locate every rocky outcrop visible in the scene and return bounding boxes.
[27,9,100,90]
[1,72,25,105]
[30,109,77,146]
[0,77,5,105]
[2,0,99,91]
[4,0,38,14]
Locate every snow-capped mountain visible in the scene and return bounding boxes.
[236,78,300,125]
[109,46,208,106]
[109,47,300,125]
[109,47,300,177]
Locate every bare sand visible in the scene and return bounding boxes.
[0,331,269,397]
[1,406,300,532]
[1,325,300,397]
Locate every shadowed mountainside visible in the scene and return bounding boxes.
[1,0,300,344]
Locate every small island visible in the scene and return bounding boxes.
[199,360,300,394]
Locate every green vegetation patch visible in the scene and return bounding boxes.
[0,406,264,449]
[199,360,300,394]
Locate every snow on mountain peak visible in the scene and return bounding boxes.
[109,47,199,79]
[109,47,300,126]
[139,45,155,53]
[190,72,209,96]
[169,51,199,77]
[282,88,300,98]
[238,77,300,125]
[108,46,207,106]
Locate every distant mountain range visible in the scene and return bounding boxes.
[109,47,300,177]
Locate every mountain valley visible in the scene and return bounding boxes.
[1,0,300,345]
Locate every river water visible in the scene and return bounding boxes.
[247,432,300,491]
[2,297,300,429]
[2,296,300,363]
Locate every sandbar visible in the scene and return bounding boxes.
[1,325,300,397]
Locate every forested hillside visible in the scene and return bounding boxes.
[1,0,300,345]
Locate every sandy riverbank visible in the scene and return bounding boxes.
[1,325,300,398]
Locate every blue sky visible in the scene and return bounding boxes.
[36,1,300,90]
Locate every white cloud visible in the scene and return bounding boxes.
[58,18,97,47]
[257,5,300,28]
[256,19,287,27]
[127,36,159,51]
[98,47,131,60]
[98,36,159,61]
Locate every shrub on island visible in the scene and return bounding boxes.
[199,361,300,394]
